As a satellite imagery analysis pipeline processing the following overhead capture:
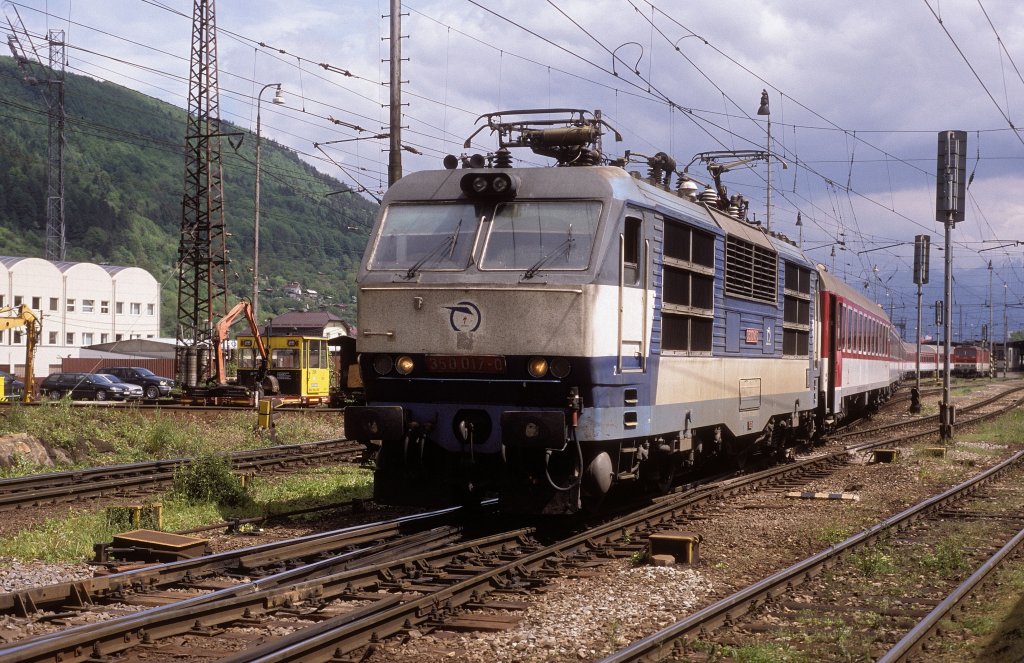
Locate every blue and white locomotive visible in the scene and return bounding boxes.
[345,109,899,514]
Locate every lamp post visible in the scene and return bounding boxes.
[253,83,285,319]
[756,89,772,231]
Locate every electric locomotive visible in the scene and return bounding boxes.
[345,109,900,514]
[951,344,992,378]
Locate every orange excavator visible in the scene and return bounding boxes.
[0,305,40,403]
[180,299,274,405]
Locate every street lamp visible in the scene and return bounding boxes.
[253,83,285,319]
[756,89,772,232]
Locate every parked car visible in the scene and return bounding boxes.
[100,366,174,399]
[96,373,144,400]
[0,370,24,401]
[40,372,129,401]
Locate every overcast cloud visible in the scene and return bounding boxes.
[9,0,1024,338]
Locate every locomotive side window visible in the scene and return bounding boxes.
[661,220,714,353]
[368,203,478,272]
[479,201,600,271]
[783,263,811,356]
[622,216,641,285]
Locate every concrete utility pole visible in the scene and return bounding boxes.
[988,260,993,371]
[387,0,404,186]
[253,83,284,320]
[1004,283,1009,377]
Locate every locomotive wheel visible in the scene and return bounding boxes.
[643,462,675,494]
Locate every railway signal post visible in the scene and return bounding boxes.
[912,235,930,414]
[936,130,967,442]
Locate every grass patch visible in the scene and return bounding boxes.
[0,511,111,562]
[817,523,853,545]
[0,465,373,562]
[848,546,896,576]
[0,403,343,469]
[957,408,1024,448]
[689,640,814,663]
[917,537,969,575]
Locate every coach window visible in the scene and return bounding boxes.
[661,219,715,353]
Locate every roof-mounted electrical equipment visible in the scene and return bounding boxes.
[459,108,621,167]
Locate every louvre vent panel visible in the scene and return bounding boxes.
[724,236,777,303]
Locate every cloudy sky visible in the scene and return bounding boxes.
[8,0,1024,338]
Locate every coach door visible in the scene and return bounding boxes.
[618,212,648,373]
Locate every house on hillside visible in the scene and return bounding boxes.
[283,282,303,299]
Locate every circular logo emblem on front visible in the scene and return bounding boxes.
[445,301,481,332]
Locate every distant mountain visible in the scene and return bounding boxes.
[0,56,376,333]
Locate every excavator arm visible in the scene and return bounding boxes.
[212,300,268,386]
[0,305,41,403]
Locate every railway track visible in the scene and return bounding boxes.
[0,438,363,512]
[0,455,845,662]
[597,450,1024,662]
[831,382,1024,448]
[0,384,1020,660]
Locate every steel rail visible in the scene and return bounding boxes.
[0,527,534,663]
[0,438,361,511]
[832,383,1024,443]
[0,506,462,616]
[878,523,1024,662]
[596,450,1024,663]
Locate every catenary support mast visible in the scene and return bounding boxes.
[175,0,230,389]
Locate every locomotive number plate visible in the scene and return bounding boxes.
[426,355,506,373]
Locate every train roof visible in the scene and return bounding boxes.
[817,268,891,322]
[384,166,812,264]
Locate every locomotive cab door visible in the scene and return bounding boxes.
[618,212,648,373]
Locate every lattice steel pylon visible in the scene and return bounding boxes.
[175,0,230,388]
[6,8,66,260]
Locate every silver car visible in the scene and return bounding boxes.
[96,373,144,400]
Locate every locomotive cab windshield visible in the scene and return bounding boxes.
[368,197,603,279]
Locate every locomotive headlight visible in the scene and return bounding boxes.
[550,357,571,378]
[491,175,510,193]
[395,355,415,375]
[527,357,549,378]
[470,176,489,193]
[372,354,394,376]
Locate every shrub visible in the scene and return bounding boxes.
[172,453,249,507]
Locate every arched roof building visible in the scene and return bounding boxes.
[0,257,161,381]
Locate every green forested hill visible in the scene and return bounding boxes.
[0,56,376,333]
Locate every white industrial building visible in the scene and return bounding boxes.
[0,256,161,377]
